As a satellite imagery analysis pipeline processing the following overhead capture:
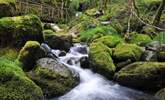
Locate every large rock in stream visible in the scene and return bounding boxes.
[28,58,79,98]
[114,62,165,91]
[89,42,116,79]
[0,15,44,48]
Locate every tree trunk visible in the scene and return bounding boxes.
[152,0,165,26]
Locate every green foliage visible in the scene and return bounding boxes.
[128,32,152,46]
[113,43,143,61]
[0,14,44,47]
[80,26,118,42]
[0,58,43,100]
[154,32,165,44]
[89,42,116,79]
[18,41,44,71]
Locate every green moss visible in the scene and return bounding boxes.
[0,47,19,61]
[128,32,152,46]
[0,14,44,47]
[43,29,55,35]
[89,42,116,79]
[115,62,165,90]
[93,35,123,48]
[0,0,16,18]
[28,63,77,98]
[80,26,118,42]
[155,88,165,100]
[18,41,45,71]
[0,58,43,100]
[113,43,143,61]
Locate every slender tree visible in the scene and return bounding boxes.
[152,0,165,26]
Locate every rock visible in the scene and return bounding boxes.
[0,58,43,100]
[158,52,165,62]
[93,35,123,48]
[80,56,90,68]
[0,0,16,18]
[146,41,160,51]
[127,32,152,46]
[44,34,73,52]
[155,88,165,100]
[115,59,132,71]
[43,29,55,35]
[0,15,44,48]
[89,42,116,79]
[113,43,143,62]
[141,50,157,61]
[18,41,45,71]
[28,58,79,98]
[114,62,165,90]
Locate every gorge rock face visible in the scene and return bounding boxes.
[114,62,165,90]
[0,0,16,18]
[28,58,79,98]
[0,58,43,100]
[155,88,165,100]
[0,15,44,48]
[89,42,116,79]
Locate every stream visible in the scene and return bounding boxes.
[50,43,155,100]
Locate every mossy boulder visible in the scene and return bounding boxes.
[113,43,143,61]
[0,0,16,18]
[155,88,165,100]
[127,32,152,46]
[89,42,116,79]
[158,52,165,62]
[43,29,55,35]
[0,58,43,100]
[28,58,79,98]
[45,34,73,52]
[18,41,45,71]
[0,15,44,48]
[79,26,118,42]
[93,35,123,48]
[114,62,165,90]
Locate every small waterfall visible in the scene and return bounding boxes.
[50,43,155,100]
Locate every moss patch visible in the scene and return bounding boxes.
[0,58,43,100]
[113,43,143,61]
[89,42,116,79]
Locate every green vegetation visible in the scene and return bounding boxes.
[0,58,43,100]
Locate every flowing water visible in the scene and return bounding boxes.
[51,43,155,100]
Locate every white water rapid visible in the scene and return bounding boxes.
[51,43,155,100]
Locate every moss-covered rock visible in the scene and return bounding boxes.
[158,52,165,62]
[28,58,79,98]
[127,32,152,46]
[114,62,165,90]
[113,43,143,61]
[43,29,55,35]
[0,58,43,100]
[18,41,45,71]
[80,26,118,42]
[45,34,73,52]
[0,14,44,48]
[93,35,123,48]
[89,42,116,79]
[0,47,19,61]
[0,0,16,18]
[155,88,165,100]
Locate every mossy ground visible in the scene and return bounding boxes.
[0,58,43,100]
